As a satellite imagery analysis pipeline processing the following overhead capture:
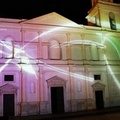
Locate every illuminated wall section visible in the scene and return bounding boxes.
[104,35,120,60]
[104,35,120,106]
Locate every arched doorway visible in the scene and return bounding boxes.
[0,83,18,116]
[51,87,64,113]
[46,76,66,114]
[95,90,104,109]
[92,82,106,110]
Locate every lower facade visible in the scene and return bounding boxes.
[0,64,120,116]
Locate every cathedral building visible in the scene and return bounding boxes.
[0,0,120,116]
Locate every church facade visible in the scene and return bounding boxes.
[0,0,120,116]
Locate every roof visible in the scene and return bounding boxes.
[0,18,26,23]
[21,12,80,27]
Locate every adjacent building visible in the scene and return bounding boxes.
[0,0,120,116]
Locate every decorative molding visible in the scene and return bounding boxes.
[46,76,66,87]
[0,83,19,93]
[92,82,105,90]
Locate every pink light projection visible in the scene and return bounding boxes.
[0,39,37,75]
[22,23,75,49]
[1,1,120,117]
[0,18,120,118]
[40,63,94,82]
[0,23,119,84]
[0,36,98,82]
[0,59,11,72]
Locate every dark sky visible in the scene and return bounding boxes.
[0,0,91,25]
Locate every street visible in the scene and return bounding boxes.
[55,112,120,120]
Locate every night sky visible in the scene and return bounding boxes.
[0,0,91,25]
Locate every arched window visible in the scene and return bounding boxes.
[3,36,14,58]
[49,40,61,60]
[109,12,116,30]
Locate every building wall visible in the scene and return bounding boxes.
[0,18,120,116]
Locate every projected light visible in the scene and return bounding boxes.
[22,22,75,48]
[104,36,120,58]
[62,40,106,48]
[104,55,120,89]
[0,22,119,85]
[0,59,11,72]
[41,63,94,82]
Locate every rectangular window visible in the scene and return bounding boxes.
[113,0,120,3]
[94,75,101,80]
[4,75,14,81]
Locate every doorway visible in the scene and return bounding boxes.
[3,94,15,116]
[95,90,104,109]
[51,87,65,114]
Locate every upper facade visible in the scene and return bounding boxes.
[86,0,120,30]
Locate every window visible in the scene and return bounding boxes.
[94,75,101,80]
[109,12,116,30]
[113,0,120,3]
[3,36,14,58]
[49,40,61,60]
[4,75,14,81]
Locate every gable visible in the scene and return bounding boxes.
[46,76,66,87]
[22,12,80,27]
[0,83,18,93]
[92,82,106,90]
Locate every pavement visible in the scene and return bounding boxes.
[1,106,120,120]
